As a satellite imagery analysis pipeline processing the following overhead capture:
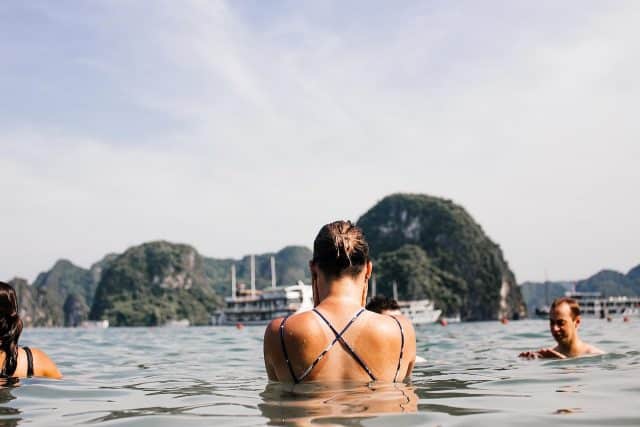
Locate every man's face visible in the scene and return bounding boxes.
[549,302,580,346]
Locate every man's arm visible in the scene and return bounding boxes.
[519,348,566,359]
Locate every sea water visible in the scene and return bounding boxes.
[1,318,638,426]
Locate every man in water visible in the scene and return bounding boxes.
[519,297,604,359]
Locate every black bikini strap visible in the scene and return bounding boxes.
[279,315,299,383]
[313,308,377,381]
[23,346,34,378]
[389,316,405,382]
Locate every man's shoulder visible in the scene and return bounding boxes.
[584,343,605,355]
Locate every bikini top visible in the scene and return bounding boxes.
[0,346,33,378]
[279,308,405,383]
[23,346,34,377]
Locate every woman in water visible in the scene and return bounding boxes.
[263,220,416,383]
[0,282,62,379]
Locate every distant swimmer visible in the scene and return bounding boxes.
[366,296,427,364]
[0,282,62,379]
[365,295,401,316]
[519,297,604,359]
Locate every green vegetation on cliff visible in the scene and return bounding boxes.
[576,268,640,296]
[32,259,94,326]
[358,193,526,320]
[520,264,640,312]
[90,241,220,326]
[375,244,466,315]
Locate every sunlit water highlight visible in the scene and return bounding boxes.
[1,319,638,426]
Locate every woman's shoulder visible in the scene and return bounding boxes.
[364,311,415,338]
[264,311,324,348]
[20,346,62,379]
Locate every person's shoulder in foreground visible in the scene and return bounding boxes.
[366,295,426,363]
[264,220,416,383]
[0,281,62,379]
[519,296,604,359]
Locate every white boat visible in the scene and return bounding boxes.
[214,281,313,325]
[390,281,442,324]
[213,255,313,325]
[163,319,190,327]
[80,320,109,328]
[397,299,442,324]
[566,291,640,318]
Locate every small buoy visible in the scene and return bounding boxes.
[439,319,448,327]
[500,317,509,325]
[236,322,244,329]
[623,316,630,323]
[606,316,613,322]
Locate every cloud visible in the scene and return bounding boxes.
[1,1,639,282]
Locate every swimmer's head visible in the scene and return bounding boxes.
[311,220,370,279]
[0,282,23,376]
[366,296,401,316]
[549,297,581,347]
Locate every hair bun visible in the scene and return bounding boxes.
[313,220,370,278]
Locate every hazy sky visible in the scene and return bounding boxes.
[1,1,638,283]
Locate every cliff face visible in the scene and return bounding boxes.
[627,264,640,283]
[31,259,95,326]
[89,241,220,326]
[8,242,310,327]
[358,193,526,320]
[575,268,640,296]
[9,278,58,327]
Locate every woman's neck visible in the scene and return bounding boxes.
[316,276,365,307]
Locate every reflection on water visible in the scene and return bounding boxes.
[0,384,20,427]
[0,319,637,426]
[259,382,417,426]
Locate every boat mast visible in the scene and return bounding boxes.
[270,256,276,289]
[544,269,549,306]
[371,274,377,297]
[251,254,256,295]
[231,264,236,301]
[392,281,398,301]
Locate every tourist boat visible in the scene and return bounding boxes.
[397,299,442,324]
[163,319,190,327]
[80,320,109,328]
[212,255,313,325]
[379,280,443,324]
[213,281,313,325]
[565,291,640,318]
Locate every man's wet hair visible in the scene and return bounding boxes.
[550,297,581,319]
[366,295,400,314]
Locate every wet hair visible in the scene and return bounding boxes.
[550,297,580,319]
[0,282,23,377]
[366,296,400,314]
[311,220,370,278]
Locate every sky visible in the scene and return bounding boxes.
[1,1,638,284]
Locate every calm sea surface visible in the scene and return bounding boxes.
[2,318,638,426]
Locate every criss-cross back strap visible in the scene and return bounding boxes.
[312,308,377,381]
[389,315,405,382]
[279,308,372,383]
[279,315,298,382]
